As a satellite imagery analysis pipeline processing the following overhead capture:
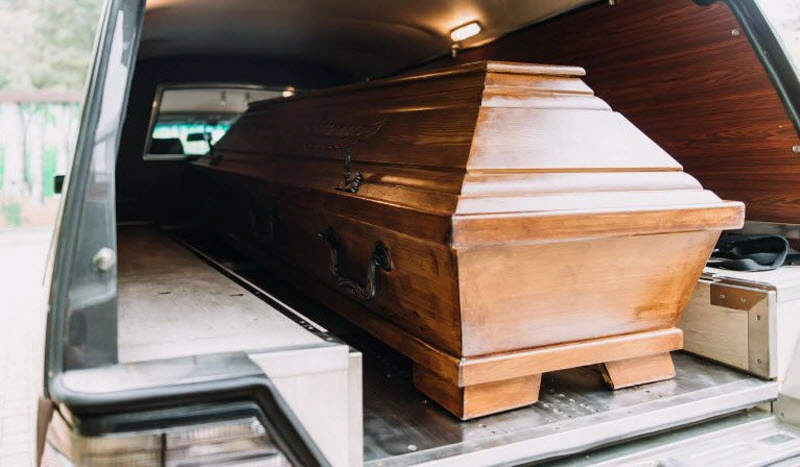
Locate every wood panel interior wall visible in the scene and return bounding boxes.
[433,0,800,224]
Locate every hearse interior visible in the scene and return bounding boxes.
[40,0,800,466]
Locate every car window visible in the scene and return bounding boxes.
[756,1,800,67]
[144,85,283,160]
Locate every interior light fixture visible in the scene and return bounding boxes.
[450,21,482,42]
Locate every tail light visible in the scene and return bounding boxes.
[41,410,293,466]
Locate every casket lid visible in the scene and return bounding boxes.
[205,60,744,248]
[249,60,586,111]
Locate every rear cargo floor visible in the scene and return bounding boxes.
[357,343,776,466]
[168,228,780,466]
[124,226,780,465]
[116,226,323,362]
[550,410,800,466]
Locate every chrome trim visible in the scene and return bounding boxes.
[361,348,778,466]
[693,274,778,379]
[552,411,800,466]
[700,270,777,292]
[370,376,778,466]
[176,235,332,336]
[734,221,800,241]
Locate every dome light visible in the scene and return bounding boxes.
[450,21,481,42]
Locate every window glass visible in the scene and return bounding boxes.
[756,1,800,66]
[144,86,281,159]
[151,122,231,156]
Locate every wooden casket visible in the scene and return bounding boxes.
[192,61,745,419]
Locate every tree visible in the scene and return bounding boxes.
[0,103,27,198]
[28,0,103,91]
[0,0,101,205]
[0,2,37,91]
[0,0,102,92]
[20,102,47,204]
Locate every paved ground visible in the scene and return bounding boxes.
[0,227,53,466]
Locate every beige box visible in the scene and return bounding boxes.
[680,267,800,380]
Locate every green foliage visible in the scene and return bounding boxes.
[43,146,56,198]
[0,140,60,198]
[0,145,4,191]
[2,203,22,227]
[23,148,30,187]
[0,0,103,91]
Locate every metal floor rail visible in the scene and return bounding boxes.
[358,342,777,466]
[552,410,800,466]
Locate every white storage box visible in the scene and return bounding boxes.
[680,266,800,381]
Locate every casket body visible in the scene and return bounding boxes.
[193,61,744,419]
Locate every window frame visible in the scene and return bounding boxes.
[142,82,280,161]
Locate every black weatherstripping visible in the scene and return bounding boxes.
[727,0,800,136]
[72,401,268,437]
[41,2,330,461]
[45,0,145,385]
[49,352,330,466]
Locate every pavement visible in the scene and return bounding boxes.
[0,227,53,466]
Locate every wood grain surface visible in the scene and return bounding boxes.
[601,353,676,389]
[433,0,800,224]
[196,60,740,418]
[414,365,542,420]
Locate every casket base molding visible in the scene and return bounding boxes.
[367,313,682,420]
[222,229,683,419]
[332,269,683,420]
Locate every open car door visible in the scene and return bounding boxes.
[38,1,328,465]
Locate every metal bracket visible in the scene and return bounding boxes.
[705,280,777,379]
[335,147,363,194]
[710,283,766,311]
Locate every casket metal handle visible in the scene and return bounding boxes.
[317,227,391,301]
[249,203,278,244]
[335,147,363,194]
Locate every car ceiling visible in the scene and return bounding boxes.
[141,0,597,79]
